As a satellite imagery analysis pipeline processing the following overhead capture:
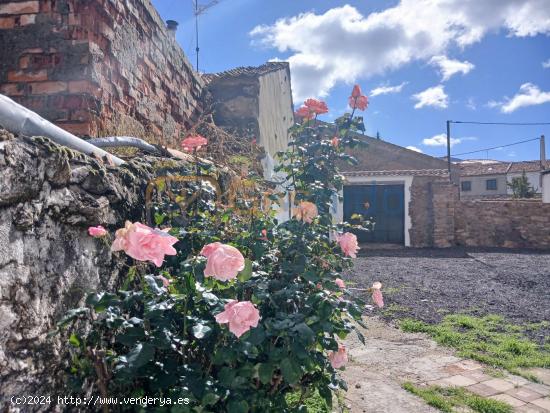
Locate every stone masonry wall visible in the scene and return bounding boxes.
[432,181,458,248]
[409,177,457,248]
[409,176,435,248]
[0,0,203,145]
[454,200,550,249]
[0,131,235,403]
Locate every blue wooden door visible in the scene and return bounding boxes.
[343,184,405,244]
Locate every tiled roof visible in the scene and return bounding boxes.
[459,162,510,176]
[508,160,550,173]
[343,169,449,177]
[202,62,289,84]
[459,160,549,176]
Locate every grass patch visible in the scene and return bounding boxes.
[286,389,329,412]
[403,382,513,413]
[400,315,550,380]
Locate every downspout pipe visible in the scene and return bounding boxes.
[87,136,161,155]
[0,94,125,166]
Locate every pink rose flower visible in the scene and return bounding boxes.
[337,232,359,258]
[111,221,178,267]
[260,229,268,241]
[157,275,172,287]
[295,105,313,121]
[200,242,245,281]
[335,278,345,289]
[88,225,107,238]
[348,85,369,111]
[304,98,329,115]
[181,134,208,152]
[293,201,318,224]
[331,136,339,148]
[329,345,348,369]
[372,282,384,308]
[215,300,260,338]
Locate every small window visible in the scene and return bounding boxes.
[486,179,497,190]
[461,181,471,191]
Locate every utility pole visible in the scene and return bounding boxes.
[446,120,451,180]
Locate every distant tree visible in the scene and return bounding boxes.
[507,170,537,198]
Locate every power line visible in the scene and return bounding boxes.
[452,137,540,157]
[450,120,550,126]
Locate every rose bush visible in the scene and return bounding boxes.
[59,86,382,412]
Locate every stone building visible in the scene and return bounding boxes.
[203,62,294,161]
[0,0,204,146]
[458,160,549,199]
[335,136,459,247]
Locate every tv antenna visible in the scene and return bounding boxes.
[193,0,220,72]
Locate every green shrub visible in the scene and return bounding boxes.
[59,92,379,412]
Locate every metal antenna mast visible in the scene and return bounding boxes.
[193,0,220,72]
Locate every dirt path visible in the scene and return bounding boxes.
[346,248,550,343]
[342,318,550,413]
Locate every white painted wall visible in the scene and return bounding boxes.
[506,171,541,194]
[258,69,294,158]
[543,173,550,203]
[257,67,294,222]
[335,175,413,247]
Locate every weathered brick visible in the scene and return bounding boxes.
[0,16,15,28]
[59,122,93,136]
[0,1,39,15]
[19,55,30,69]
[30,81,68,95]
[19,13,35,25]
[0,83,25,96]
[7,69,48,82]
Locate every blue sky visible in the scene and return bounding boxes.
[152,0,550,161]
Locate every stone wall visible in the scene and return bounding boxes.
[0,132,233,402]
[408,177,457,248]
[205,62,293,159]
[454,200,550,249]
[0,0,203,145]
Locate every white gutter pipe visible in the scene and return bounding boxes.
[0,94,125,166]
[87,136,160,154]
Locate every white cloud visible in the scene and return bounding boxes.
[499,83,550,113]
[370,82,407,97]
[412,85,448,109]
[543,59,550,68]
[406,145,423,153]
[422,134,476,147]
[250,1,550,101]
[466,97,477,110]
[423,133,458,147]
[429,55,475,81]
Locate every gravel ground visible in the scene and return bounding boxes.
[345,247,550,344]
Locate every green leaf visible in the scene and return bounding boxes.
[192,323,212,339]
[201,393,219,406]
[258,363,273,385]
[246,325,265,345]
[69,333,80,347]
[227,400,249,413]
[126,343,154,369]
[237,259,253,282]
[280,358,301,385]
[57,308,89,328]
[144,275,164,295]
[318,385,333,406]
[219,367,236,387]
[293,323,315,344]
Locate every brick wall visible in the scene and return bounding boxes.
[409,177,457,248]
[455,200,550,249]
[0,0,203,145]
